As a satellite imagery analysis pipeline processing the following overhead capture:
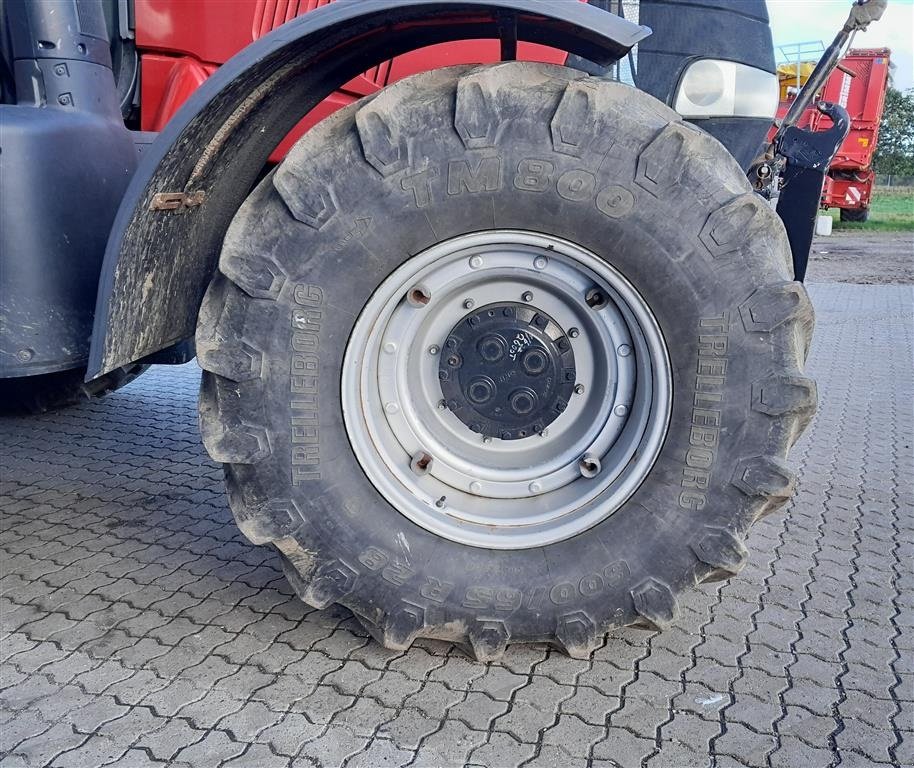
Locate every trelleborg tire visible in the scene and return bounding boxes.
[196,62,815,660]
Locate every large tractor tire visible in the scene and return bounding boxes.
[197,62,815,660]
[0,364,147,415]
[839,207,869,223]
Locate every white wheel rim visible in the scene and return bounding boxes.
[342,230,672,549]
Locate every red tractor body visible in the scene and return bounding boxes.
[136,0,566,157]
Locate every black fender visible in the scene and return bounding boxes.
[87,0,649,378]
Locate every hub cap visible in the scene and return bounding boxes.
[342,231,671,549]
[438,302,576,441]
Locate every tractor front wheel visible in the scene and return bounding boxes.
[196,62,815,659]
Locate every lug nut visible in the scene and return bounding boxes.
[533,256,548,270]
[617,344,631,357]
[521,291,534,303]
[529,481,542,493]
[614,404,629,417]
[469,255,483,269]
[470,481,482,494]
[410,451,433,476]
[579,454,601,478]
[383,342,397,354]
[428,345,440,356]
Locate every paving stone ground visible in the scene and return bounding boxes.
[1,282,911,768]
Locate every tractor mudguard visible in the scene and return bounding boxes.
[86,0,649,379]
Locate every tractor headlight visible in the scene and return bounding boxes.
[674,60,778,119]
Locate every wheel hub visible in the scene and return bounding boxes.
[438,302,576,440]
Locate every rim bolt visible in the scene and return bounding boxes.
[529,481,542,493]
[533,256,548,270]
[574,384,585,395]
[568,327,580,339]
[618,344,631,357]
[428,345,440,355]
[385,402,399,414]
[539,429,549,438]
[614,404,628,417]
[483,436,492,444]
[410,451,433,476]
[469,481,482,494]
[435,496,447,508]
[463,298,475,310]
[437,399,447,410]
[586,288,607,310]
[383,341,397,354]
[407,284,431,307]
[521,291,534,303]
[579,454,601,478]
[469,255,483,269]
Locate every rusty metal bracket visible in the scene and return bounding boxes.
[149,191,206,212]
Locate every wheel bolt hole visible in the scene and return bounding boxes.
[586,288,608,310]
[579,454,601,478]
[411,451,433,476]
[407,285,431,307]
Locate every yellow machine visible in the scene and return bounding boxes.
[778,60,817,100]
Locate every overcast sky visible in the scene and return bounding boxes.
[767,0,913,91]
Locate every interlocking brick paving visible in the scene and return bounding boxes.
[1,283,911,768]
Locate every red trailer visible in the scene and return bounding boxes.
[771,47,891,221]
